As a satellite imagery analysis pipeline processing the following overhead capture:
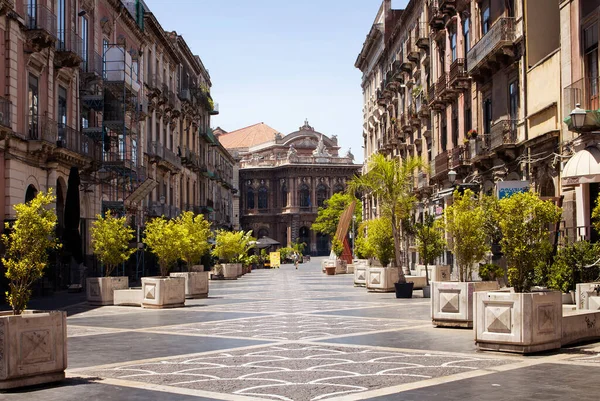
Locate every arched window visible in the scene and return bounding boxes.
[299,184,310,208]
[298,226,310,254]
[257,228,269,239]
[316,184,328,207]
[281,185,288,208]
[258,186,268,209]
[25,184,38,203]
[333,184,344,194]
[246,187,255,210]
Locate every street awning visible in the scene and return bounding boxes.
[255,236,280,249]
[562,146,600,186]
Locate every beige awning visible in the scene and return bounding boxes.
[562,146,600,186]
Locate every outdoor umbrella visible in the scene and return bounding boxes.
[255,236,280,249]
[62,167,83,264]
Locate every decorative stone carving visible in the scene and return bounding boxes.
[431,281,500,328]
[141,277,185,309]
[170,270,209,299]
[366,267,399,292]
[312,134,330,157]
[86,277,129,306]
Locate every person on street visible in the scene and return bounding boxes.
[294,253,299,269]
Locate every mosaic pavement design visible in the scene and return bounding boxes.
[79,343,514,401]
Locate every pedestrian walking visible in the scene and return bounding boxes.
[294,253,299,269]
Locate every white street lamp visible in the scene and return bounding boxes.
[570,103,587,131]
[448,169,457,185]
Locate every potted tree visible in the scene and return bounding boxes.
[170,211,212,299]
[353,221,373,286]
[212,230,255,279]
[87,211,135,305]
[415,214,445,298]
[363,217,399,293]
[0,190,65,389]
[474,191,563,353]
[349,154,424,294]
[142,216,186,308]
[327,238,344,275]
[432,189,499,327]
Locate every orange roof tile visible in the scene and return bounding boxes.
[217,122,279,150]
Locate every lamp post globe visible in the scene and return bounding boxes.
[448,169,457,185]
[570,103,587,131]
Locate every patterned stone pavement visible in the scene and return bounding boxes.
[6,257,600,401]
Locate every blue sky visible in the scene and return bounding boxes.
[145,0,409,163]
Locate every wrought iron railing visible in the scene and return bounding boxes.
[434,151,449,178]
[449,146,469,169]
[564,75,600,117]
[56,29,83,58]
[24,2,57,37]
[0,96,12,128]
[490,119,518,149]
[29,113,57,143]
[148,141,182,168]
[467,17,515,73]
[80,50,103,76]
[436,73,447,97]
[469,134,491,159]
[449,58,467,83]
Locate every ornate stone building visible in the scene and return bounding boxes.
[218,121,361,256]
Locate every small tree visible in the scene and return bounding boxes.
[232,231,256,263]
[365,217,394,267]
[212,230,255,263]
[144,217,185,277]
[177,211,212,269]
[3,190,60,315]
[348,154,424,281]
[415,214,445,286]
[443,189,488,282]
[355,221,375,259]
[312,193,362,238]
[331,237,344,258]
[91,211,136,277]
[497,191,562,293]
[549,241,600,293]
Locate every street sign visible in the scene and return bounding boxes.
[496,180,530,199]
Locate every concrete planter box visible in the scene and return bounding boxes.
[0,310,67,390]
[405,276,428,289]
[474,291,562,354]
[141,276,185,309]
[432,281,499,328]
[335,260,347,274]
[236,263,243,277]
[221,263,239,280]
[366,267,399,293]
[170,271,209,299]
[576,282,600,310]
[86,276,129,306]
[346,264,355,274]
[416,265,451,282]
[354,265,368,287]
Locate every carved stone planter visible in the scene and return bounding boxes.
[141,276,185,309]
[86,276,129,306]
[222,263,239,280]
[431,281,499,328]
[416,265,451,282]
[576,282,600,310]
[474,291,562,354]
[366,267,399,293]
[354,265,367,286]
[170,271,209,299]
[335,260,347,274]
[0,310,67,390]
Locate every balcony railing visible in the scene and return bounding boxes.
[564,75,600,118]
[416,22,429,49]
[24,2,57,37]
[434,151,449,179]
[147,141,182,169]
[80,51,103,76]
[449,58,467,85]
[0,96,12,129]
[28,114,57,143]
[449,146,469,169]
[56,30,83,59]
[467,17,516,74]
[417,172,429,189]
[469,134,491,159]
[57,123,101,161]
[490,119,518,149]
[435,73,447,98]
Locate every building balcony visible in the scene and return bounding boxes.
[490,119,518,150]
[147,141,182,171]
[400,60,413,74]
[563,76,600,132]
[56,123,102,162]
[24,2,57,50]
[428,83,444,110]
[417,172,429,190]
[428,4,445,31]
[386,70,400,90]
[448,58,470,90]
[210,102,219,115]
[466,17,516,77]
[0,96,12,135]
[416,22,429,50]
[391,60,404,84]
[449,145,470,169]
[469,134,492,161]
[435,73,449,101]
[407,45,420,63]
[102,151,136,173]
[55,30,83,68]
[376,89,388,106]
[148,201,181,219]
[80,51,103,79]
[439,0,456,15]
[28,113,57,144]
[433,150,449,180]
[408,106,420,127]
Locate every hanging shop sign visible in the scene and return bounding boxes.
[496,180,530,199]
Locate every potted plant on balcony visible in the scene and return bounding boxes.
[415,214,445,298]
[169,211,212,299]
[0,190,66,389]
[475,191,563,353]
[467,129,478,139]
[348,154,425,293]
[142,216,186,308]
[88,211,136,305]
[432,189,499,327]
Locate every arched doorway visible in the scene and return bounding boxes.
[298,226,310,255]
[25,184,38,203]
[316,233,330,256]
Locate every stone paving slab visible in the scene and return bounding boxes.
[313,303,431,321]
[78,343,515,401]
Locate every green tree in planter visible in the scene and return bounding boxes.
[2,190,60,315]
[443,189,488,282]
[144,217,185,277]
[349,154,425,281]
[232,231,257,264]
[355,221,375,259]
[177,211,212,270]
[365,217,394,267]
[415,214,445,286]
[312,193,362,238]
[549,241,600,293]
[212,230,255,263]
[332,237,344,258]
[91,211,136,277]
[497,191,562,293]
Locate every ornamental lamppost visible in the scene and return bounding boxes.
[570,103,587,132]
